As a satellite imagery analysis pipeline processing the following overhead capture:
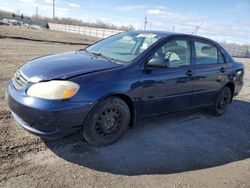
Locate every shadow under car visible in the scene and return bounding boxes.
[43,99,250,176]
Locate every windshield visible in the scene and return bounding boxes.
[86,32,162,63]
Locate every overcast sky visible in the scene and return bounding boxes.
[0,0,250,44]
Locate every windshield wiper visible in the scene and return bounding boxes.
[85,49,127,64]
[84,49,110,61]
[90,51,115,62]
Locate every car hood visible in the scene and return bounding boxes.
[20,51,123,82]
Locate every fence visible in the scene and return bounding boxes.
[48,23,250,58]
[48,23,122,39]
[222,46,250,58]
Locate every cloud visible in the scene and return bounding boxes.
[16,0,68,17]
[239,19,250,27]
[81,15,110,23]
[19,0,36,4]
[57,7,69,13]
[0,1,14,12]
[116,5,145,11]
[43,0,52,4]
[43,0,60,4]
[147,9,201,27]
[143,6,250,44]
[43,6,69,17]
[81,15,90,22]
[147,9,165,15]
[68,3,80,8]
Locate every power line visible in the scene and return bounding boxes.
[192,22,203,35]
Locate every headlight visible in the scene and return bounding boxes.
[27,80,80,100]
[234,70,243,81]
[236,70,242,76]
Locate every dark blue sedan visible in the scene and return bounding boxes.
[6,31,244,146]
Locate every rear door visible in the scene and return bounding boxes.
[191,40,231,106]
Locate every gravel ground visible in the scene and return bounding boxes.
[0,37,250,188]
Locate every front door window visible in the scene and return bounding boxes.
[151,39,191,68]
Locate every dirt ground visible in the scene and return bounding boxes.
[0,25,97,44]
[0,35,250,188]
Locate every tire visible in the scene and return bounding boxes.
[82,97,130,147]
[208,86,232,116]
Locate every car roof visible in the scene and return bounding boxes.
[130,30,217,44]
[132,30,179,37]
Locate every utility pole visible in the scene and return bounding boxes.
[36,6,38,22]
[144,16,147,30]
[53,0,55,20]
[192,22,203,35]
[172,26,175,32]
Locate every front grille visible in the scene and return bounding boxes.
[12,70,29,89]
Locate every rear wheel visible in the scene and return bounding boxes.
[208,86,232,116]
[82,97,130,147]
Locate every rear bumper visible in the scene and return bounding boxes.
[6,80,95,138]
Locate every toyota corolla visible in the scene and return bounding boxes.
[6,31,244,147]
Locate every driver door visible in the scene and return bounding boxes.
[141,38,194,117]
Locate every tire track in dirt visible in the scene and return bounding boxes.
[0,110,45,165]
[0,36,91,45]
[0,96,5,101]
[0,78,10,82]
[0,136,46,167]
[0,110,12,120]
[0,161,30,183]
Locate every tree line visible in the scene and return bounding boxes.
[0,9,135,31]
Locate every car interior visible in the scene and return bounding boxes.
[153,40,190,68]
[195,43,218,64]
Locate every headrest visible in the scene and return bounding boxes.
[166,41,178,48]
[167,45,186,53]
[201,46,217,55]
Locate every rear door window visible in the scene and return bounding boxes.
[194,41,220,65]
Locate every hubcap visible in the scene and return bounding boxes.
[95,108,122,137]
[217,90,230,110]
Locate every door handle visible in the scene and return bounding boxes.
[220,67,225,73]
[185,70,192,76]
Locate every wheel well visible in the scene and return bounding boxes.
[112,94,135,127]
[225,82,235,102]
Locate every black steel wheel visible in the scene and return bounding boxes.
[82,97,130,147]
[208,86,232,116]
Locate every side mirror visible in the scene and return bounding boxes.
[147,58,167,68]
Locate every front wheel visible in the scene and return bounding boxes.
[82,97,130,147]
[208,86,232,116]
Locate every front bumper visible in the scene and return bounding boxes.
[6,80,95,138]
[234,80,244,96]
